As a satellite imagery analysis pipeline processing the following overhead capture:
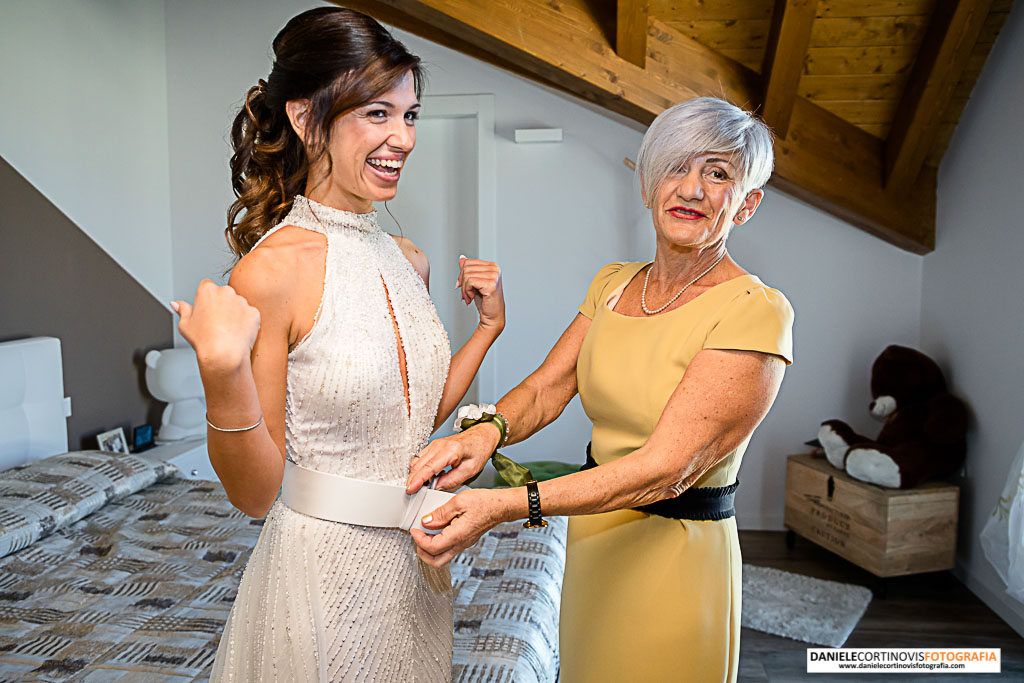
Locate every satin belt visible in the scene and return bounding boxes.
[281,460,454,535]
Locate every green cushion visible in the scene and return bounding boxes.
[493,460,579,487]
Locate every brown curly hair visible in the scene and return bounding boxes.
[226,7,424,258]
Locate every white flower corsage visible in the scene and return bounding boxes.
[453,403,498,432]
[451,403,529,486]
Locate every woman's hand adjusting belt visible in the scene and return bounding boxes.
[281,461,455,535]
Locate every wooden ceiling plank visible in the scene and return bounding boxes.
[804,45,919,75]
[369,0,673,122]
[815,0,936,18]
[340,0,563,91]
[718,47,766,72]
[800,73,910,100]
[661,18,772,50]
[885,0,993,190]
[616,0,650,68]
[761,0,819,137]
[366,0,934,252]
[646,18,762,107]
[648,0,774,21]
[816,99,901,124]
[856,123,891,138]
[810,15,930,48]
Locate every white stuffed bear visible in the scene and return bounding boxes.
[144,348,206,443]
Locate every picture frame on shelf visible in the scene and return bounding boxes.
[96,427,129,455]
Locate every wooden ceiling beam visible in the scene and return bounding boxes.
[353,0,935,253]
[354,0,676,122]
[885,0,993,191]
[340,0,562,92]
[646,18,761,108]
[778,97,934,252]
[761,0,819,138]
[616,0,649,68]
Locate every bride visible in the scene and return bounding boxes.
[172,7,503,681]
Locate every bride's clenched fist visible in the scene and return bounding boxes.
[457,256,505,333]
[172,279,261,372]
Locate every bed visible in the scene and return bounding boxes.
[0,339,567,681]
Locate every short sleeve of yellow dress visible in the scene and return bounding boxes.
[561,262,794,683]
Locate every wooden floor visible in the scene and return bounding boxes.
[737,530,1024,682]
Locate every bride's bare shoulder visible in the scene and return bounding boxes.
[230,225,325,304]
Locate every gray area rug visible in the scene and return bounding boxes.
[742,564,873,647]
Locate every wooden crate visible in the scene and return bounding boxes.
[784,453,959,577]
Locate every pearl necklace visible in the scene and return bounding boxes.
[641,253,727,315]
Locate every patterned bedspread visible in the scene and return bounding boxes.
[451,518,565,682]
[0,453,566,682]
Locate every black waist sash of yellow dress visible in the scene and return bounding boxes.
[581,443,738,521]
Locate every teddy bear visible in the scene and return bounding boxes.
[144,348,206,442]
[817,345,968,489]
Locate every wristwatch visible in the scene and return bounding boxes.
[523,479,547,529]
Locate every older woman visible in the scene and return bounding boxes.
[406,97,793,682]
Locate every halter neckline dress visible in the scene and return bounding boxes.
[210,195,453,682]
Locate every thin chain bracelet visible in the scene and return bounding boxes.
[206,413,264,433]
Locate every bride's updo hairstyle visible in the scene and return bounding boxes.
[226,7,423,258]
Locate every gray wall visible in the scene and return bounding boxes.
[0,156,172,449]
[920,1,1024,635]
[0,0,173,304]
[708,189,924,526]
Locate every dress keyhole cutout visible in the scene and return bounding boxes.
[381,276,412,419]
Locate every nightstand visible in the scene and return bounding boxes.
[138,439,216,481]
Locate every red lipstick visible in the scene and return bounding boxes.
[668,206,706,220]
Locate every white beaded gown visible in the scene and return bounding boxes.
[210,195,453,682]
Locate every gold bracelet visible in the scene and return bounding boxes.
[206,413,264,433]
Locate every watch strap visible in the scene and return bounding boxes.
[523,479,547,529]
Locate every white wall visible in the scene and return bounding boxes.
[921,1,1024,635]
[0,0,173,304]
[162,1,928,526]
[164,0,304,299]
[724,191,923,527]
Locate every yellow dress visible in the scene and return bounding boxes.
[560,262,794,683]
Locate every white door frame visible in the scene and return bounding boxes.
[420,94,498,401]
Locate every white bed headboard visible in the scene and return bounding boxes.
[0,337,73,470]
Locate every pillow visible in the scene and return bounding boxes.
[0,450,175,559]
[491,460,580,487]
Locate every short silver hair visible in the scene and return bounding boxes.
[636,97,774,207]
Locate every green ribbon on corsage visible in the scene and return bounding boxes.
[489,450,533,488]
[457,411,533,487]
